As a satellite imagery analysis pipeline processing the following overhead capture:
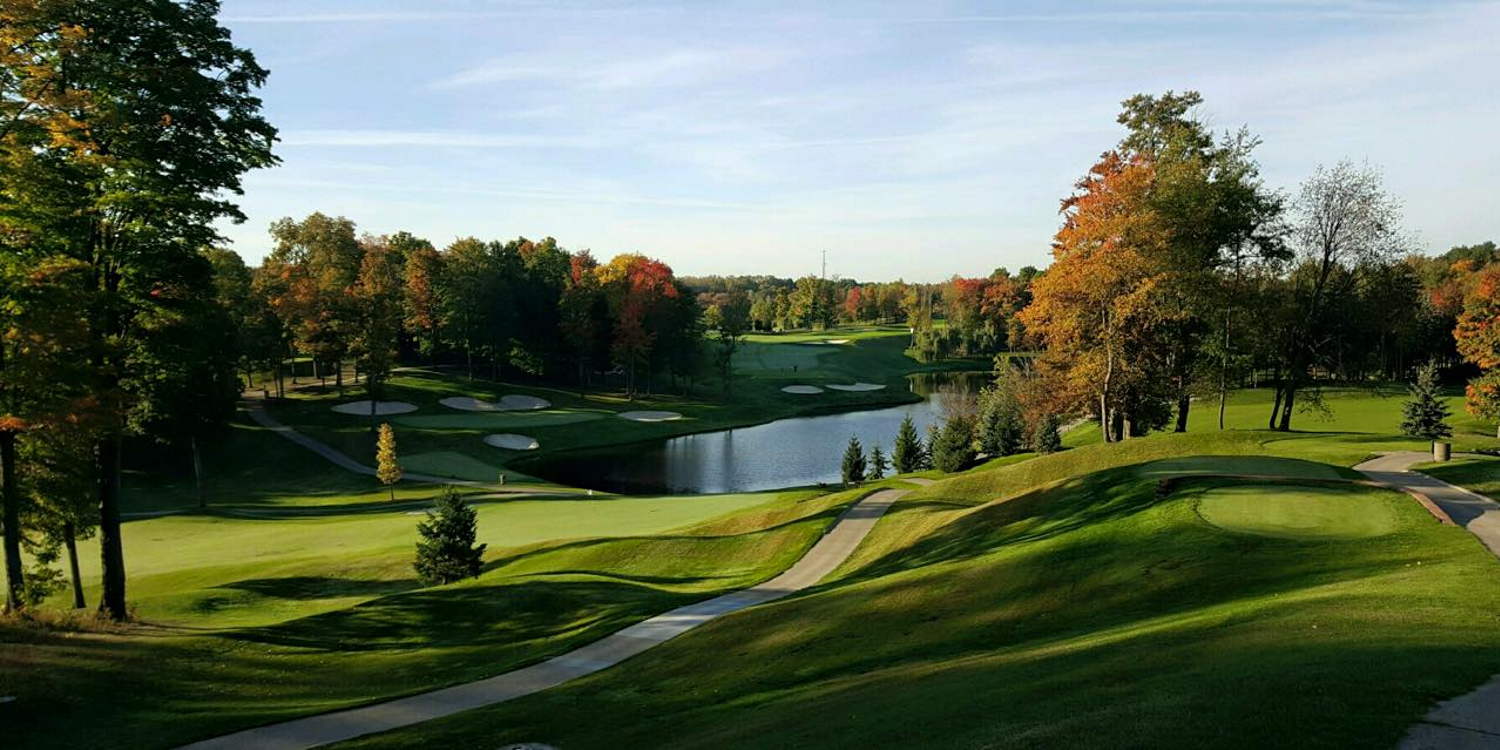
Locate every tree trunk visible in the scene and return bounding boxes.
[466,345,474,380]
[1174,393,1190,433]
[1098,393,1111,444]
[64,522,84,609]
[335,362,343,395]
[97,434,127,621]
[1277,384,1296,431]
[1,429,23,612]
[192,435,205,509]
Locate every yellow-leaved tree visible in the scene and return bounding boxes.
[376,423,401,500]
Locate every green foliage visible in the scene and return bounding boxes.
[892,415,923,474]
[932,416,977,473]
[840,436,867,487]
[1034,413,1063,454]
[869,445,888,480]
[414,487,487,586]
[977,386,1024,456]
[1400,362,1453,441]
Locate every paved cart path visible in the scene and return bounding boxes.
[1355,452,1500,750]
[177,488,907,750]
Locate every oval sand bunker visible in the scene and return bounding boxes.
[781,385,824,394]
[618,410,682,422]
[499,394,550,410]
[331,400,418,415]
[484,433,539,450]
[827,382,886,392]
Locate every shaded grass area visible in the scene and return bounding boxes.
[1420,454,1500,498]
[334,468,1500,750]
[1,487,861,750]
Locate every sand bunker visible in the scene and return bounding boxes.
[331,400,418,415]
[825,338,851,344]
[618,410,683,422]
[484,433,539,450]
[827,382,887,392]
[781,385,825,394]
[439,396,498,411]
[499,394,550,410]
[439,394,551,412]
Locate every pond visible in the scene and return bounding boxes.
[520,371,988,494]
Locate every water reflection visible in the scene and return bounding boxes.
[522,372,988,494]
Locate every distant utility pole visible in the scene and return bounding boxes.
[821,249,826,280]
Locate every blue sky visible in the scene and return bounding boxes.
[217,0,1499,281]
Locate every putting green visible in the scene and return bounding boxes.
[393,411,604,430]
[1195,483,1397,539]
[400,451,501,481]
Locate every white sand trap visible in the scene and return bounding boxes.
[331,400,418,415]
[827,382,887,392]
[825,338,851,344]
[484,433,539,450]
[439,396,499,412]
[618,410,683,422]
[499,394,550,411]
[781,385,825,394]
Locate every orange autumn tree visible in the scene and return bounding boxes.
[1455,263,1500,437]
[1020,152,1179,442]
[598,254,681,398]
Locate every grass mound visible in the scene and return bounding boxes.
[1194,483,1398,539]
[332,465,1500,750]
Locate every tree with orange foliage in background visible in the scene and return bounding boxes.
[1021,152,1177,442]
[1454,263,1500,437]
[598,254,682,399]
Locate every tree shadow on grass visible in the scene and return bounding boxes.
[224,579,689,652]
[215,577,419,601]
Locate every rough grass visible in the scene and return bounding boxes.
[332,468,1500,750]
[1,487,861,750]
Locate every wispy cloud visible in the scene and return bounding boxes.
[279,130,604,149]
[432,46,795,90]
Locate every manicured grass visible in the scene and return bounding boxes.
[79,490,805,627]
[1420,454,1500,498]
[393,410,609,430]
[333,468,1500,750]
[2,486,863,749]
[399,451,505,482]
[1195,483,1398,539]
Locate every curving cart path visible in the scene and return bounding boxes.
[1355,452,1500,750]
[177,488,907,750]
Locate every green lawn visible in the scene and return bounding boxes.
[334,463,1500,750]
[1420,454,1500,498]
[2,486,865,749]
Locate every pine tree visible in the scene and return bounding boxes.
[1400,362,1453,441]
[376,423,402,500]
[976,391,1003,456]
[892,415,922,473]
[932,416,977,473]
[921,423,939,470]
[841,436,867,487]
[869,445,889,480]
[1034,413,1063,454]
[414,486,487,585]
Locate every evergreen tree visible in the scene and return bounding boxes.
[976,391,1004,456]
[932,416,977,473]
[869,445,889,480]
[1400,362,1453,441]
[376,423,402,500]
[892,415,922,473]
[1034,413,1064,454]
[414,486,487,585]
[841,436,867,487]
[922,423,940,470]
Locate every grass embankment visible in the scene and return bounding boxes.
[1,485,869,749]
[335,437,1500,750]
[1420,454,1500,498]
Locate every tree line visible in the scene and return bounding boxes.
[1020,91,1500,441]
